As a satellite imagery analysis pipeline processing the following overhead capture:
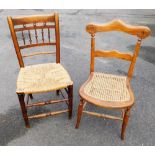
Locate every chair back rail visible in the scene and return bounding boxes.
[86,19,151,80]
[7,13,60,67]
[86,19,150,39]
[11,14,55,25]
[94,50,133,61]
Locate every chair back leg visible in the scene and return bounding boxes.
[68,85,73,119]
[29,94,33,99]
[121,107,131,140]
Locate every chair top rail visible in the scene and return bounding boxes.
[10,14,55,25]
[86,19,151,39]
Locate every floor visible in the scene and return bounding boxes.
[0,9,155,145]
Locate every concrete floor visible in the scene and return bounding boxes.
[0,9,155,146]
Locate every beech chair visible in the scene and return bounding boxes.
[75,20,150,140]
[7,13,73,128]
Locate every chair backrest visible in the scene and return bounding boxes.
[7,13,60,67]
[86,19,151,81]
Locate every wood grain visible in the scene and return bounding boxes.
[86,19,151,39]
[94,50,133,61]
[76,19,150,139]
[28,109,69,119]
[12,14,55,25]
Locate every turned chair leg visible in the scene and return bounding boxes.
[75,99,84,129]
[29,94,33,99]
[68,85,73,119]
[17,93,30,128]
[121,107,131,140]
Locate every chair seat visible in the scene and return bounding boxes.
[16,63,73,94]
[79,72,134,109]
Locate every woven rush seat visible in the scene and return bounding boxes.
[79,72,134,108]
[8,13,74,128]
[16,63,73,94]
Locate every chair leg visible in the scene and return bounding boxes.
[56,90,60,96]
[68,85,73,119]
[121,108,131,140]
[17,93,30,128]
[75,99,84,129]
[29,94,33,99]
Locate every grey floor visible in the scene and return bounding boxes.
[0,9,155,146]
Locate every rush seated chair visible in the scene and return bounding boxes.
[7,13,73,128]
[75,20,150,140]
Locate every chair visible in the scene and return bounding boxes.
[75,20,150,140]
[7,13,73,128]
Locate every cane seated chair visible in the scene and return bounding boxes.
[8,13,73,128]
[75,20,150,140]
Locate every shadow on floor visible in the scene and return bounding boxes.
[127,45,155,65]
[0,108,28,145]
[117,69,136,78]
[0,106,51,145]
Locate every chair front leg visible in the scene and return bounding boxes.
[17,93,30,128]
[68,85,73,119]
[121,107,131,140]
[75,98,84,129]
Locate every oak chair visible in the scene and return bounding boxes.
[75,20,150,140]
[8,13,73,128]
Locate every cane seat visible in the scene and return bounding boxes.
[79,72,134,109]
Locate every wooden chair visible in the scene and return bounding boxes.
[75,20,150,140]
[7,13,73,128]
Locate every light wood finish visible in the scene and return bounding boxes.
[83,111,123,121]
[94,50,133,61]
[75,99,84,129]
[86,19,150,39]
[127,39,142,81]
[28,109,69,119]
[12,14,55,25]
[7,16,24,67]
[26,99,69,108]
[7,13,60,67]
[14,25,55,32]
[22,51,55,58]
[55,13,60,63]
[19,42,56,50]
[8,13,73,127]
[76,20,150,140]
[90,35,95,73]
[121,107,131,140]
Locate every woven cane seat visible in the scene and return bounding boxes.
[79,72,134,108]
[16,63,73,94]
